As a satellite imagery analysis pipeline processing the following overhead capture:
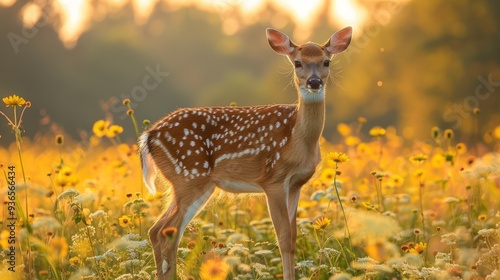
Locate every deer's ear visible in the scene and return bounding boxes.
[324,26,352,56]
[266,28,296,55]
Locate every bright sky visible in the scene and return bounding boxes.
[7,0,384,48]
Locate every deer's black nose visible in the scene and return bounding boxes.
[307,76,322,90]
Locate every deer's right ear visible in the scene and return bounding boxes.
[266,28,295,55]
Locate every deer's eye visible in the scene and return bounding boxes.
[324,60,330,67]
[294,61,302,68]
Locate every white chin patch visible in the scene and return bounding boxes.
[300,87,325,103]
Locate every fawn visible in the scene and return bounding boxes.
[139,26,352,279]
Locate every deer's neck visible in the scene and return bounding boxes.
[294,87,326,147]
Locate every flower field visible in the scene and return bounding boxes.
[1,95,499,279]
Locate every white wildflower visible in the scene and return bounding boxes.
[237,263,252,273]
[441,232,457,245]
[443,196,460,203]
[74,191,95,204]
[57,189,80,200]
[478,228,497,237]
[89,210,106,219]
[254,249,274,257]
[434,252,452,267]
[227,243,249,256]
[31,217,61,231]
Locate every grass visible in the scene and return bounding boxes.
[0,94,499,280]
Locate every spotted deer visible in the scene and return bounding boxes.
[139,27,352,279]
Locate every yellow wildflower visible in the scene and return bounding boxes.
[118,215,131,227]
[431,154,445,168]
[61,166,73,177]
[55,134,64,145]
[431,126,441,140]
[199,257,229,280]
[311,180,322,188]
[313,217,331,230]
[408,242,426,255]
[410,154,428,163]
[117,143,132,156]
[55,166,78,187]
[413,168,425,178]
[2,94,26,107]
[320,168,335,182]
[492,126,500,140]
[369,126,386,137]
[478,214,487,222]
[69,256,81,266]
[328,152,350,164]
[389,174,404,188]
[357,143,372,157]
[345,136,360,146]
[456,143,467,155]
[49,236,68,261]
[362,201,374,210]
[89,135,100,146]
[106,124,124,138]
[444,129,454,139]
[365,240,390,262]
[337,123,351,137]
[92,120,109,138]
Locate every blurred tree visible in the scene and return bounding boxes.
[0,0,499,146]
[330,0,500,142]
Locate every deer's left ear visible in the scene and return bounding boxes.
[324,26,352,56]
[266,28,296,56]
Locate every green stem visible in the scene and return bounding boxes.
[126,108,143,196]
[129,111,140,138]
[84,223,102,277]
[332,163,354,258]
[13,106,17,128]
[332,234,351,268]
[14,123,34,278]
[377,137,383,167]
[419,180,425,232]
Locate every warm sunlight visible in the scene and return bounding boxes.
[15,0,376,47]
[56,0,91,48]
[20,2,42,29]
[0,0,15,7]
[2,1,500,279]
[331,0,366,33]
[132,0,159,24]
[271,0,324,27]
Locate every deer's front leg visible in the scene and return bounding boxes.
[266,189,296,280]
[287,186,301,254]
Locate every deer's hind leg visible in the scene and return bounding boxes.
[149,179,215,280]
